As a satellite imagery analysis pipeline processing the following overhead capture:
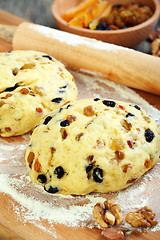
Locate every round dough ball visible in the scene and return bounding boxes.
[0,50,77,136]
[25,98,160,195]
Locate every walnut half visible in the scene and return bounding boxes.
[125,206,158,228]
[93,199,124,228]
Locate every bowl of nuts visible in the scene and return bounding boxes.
[52,0,160,48]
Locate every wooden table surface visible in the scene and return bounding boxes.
[0,6,160,240]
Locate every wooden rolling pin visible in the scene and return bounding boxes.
[0,22,160,95]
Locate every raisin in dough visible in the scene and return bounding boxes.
[25,98,160,195]
[0,50,77,137]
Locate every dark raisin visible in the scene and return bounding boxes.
[59,108,63,113]
[130,104,141,110]
[113,4,122,8]
[102,100,116,107]
[94,98,100,101]
[37,174,47,183]
[86,155,94,162]
[66,104,72,109]
[126,113,135,118]
[60,120,70,127]
[59,90,65,94]
[43,116,52,125]
[60,85,68,89]
[96,22,108,30]
[51,97,63,103]
[86,164,93,173]
[145,129,155,143]
[92,168,103,183]
[42,55,52,60]
[5,84,19,92]
[54,166,65,179]
[44,186,59,194]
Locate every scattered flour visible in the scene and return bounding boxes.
[29,23,132,52]
[0,71,159,238]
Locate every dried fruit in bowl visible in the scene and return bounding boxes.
[62,0,98,22]
[68,0,109,28]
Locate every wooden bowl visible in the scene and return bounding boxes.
[51,0,160,48]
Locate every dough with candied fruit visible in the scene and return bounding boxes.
[0,50,77,137]
[25,98,160,195]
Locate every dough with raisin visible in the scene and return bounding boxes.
[25,98,160,195]
[0,50,77,137]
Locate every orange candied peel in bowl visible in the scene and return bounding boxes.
[61,0,154,31]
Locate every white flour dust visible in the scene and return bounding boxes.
[29,23,131,52]
[0,72,159,238]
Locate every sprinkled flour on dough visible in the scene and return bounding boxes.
[0,71,159,238]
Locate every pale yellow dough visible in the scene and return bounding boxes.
[0,50,77,136]
[25,98,160,195]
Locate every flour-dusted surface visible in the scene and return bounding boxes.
[0,71,159,239]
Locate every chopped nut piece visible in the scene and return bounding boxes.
[50,147,56,154]
[66,115,77,123]
[75,133,84,141]
[93,200,124,228]
[20,88,29,95]
[27,151,35,168]
[122,119,132,131]
[122,164,132,173]
[101,228,125,240]
[86,155,94,162]
[95,139,105,148]
[12,68,19,76]
[144,159,152,169]
[111,139,125,151]
[126,178,137,184]
[1,93,12,99]
[5,127,11,132]
[34,159,41,172]
[0,101,5,107]
[60,128,68,140]
[93,202,109,228]
[125,206,158,228]
[83,105,95,116]
[115,151,124,160]
[20,63,36,70]
[104,211,115,225]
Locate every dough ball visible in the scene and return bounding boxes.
[0,50,77,136]
[25,98,160,195]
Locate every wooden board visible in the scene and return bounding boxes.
[0,9,160,240]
